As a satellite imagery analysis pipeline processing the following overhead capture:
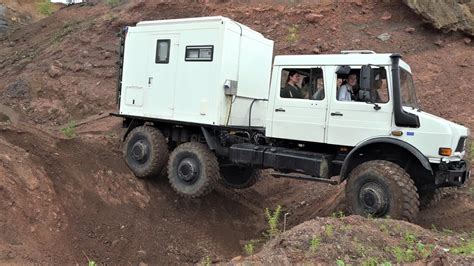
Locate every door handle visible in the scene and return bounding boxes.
[275,108,286,112]
[148,77,153,85]
[331,112,343,116]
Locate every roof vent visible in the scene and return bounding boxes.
[341,50,376,54]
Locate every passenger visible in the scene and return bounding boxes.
[359,77,383,103]
[338,74,357,101]
[312,78,325,100]
[281,71,304,99]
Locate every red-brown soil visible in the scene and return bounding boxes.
[0,0,473,264]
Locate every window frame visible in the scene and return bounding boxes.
[279,67,325,101]
[334,65,390,104]
[155,39,171,64]
[185,45,214,62]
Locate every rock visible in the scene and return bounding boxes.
[377,33,391,41]
[434,40,443,46]
[464,37,472,44]
[313,47,321,54]
[137,249,147,260]
[231,256,243,262]
[4,78,30,99]
[381,11,392,20]
[403,0,474,36]
[48,64,62,78]
[405,27,416,33]
[304,13,324,23]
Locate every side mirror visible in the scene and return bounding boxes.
[360,65,373,91]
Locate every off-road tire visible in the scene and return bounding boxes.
[123,126,169,179]
[419,188,444,210]
[346,160,419,222]
[167,142,220,198]
[220,166,261,189]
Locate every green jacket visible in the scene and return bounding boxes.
[281,84,304,99]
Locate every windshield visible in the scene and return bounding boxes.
[400,68,418,109]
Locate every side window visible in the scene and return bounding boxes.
[156,39,170,64]
[373,68,389,103]
[280,68,325,100]
[185,45,214,62]
[335,67,389,103]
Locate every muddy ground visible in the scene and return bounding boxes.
[0,0,473,264]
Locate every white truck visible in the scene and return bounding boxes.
[114,16,471,222]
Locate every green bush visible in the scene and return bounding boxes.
[264,205,282,238]
[62,120,76,139]
[309,236,321,253]
[106,0,122,7]
[38,0,54,16]
[244,242,255,256]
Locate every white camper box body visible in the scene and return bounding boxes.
[119,16,274,127]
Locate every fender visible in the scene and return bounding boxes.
[122,118,143,141]
[340,137,433,180]
[201,127,228,156]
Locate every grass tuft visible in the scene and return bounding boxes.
[62,120,76,139]
[264,205,282,238]
[38,0,54,16]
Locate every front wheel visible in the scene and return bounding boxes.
[345,160,419,222]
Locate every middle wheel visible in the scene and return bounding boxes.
[220,165,261,189]
[167,142,220,198]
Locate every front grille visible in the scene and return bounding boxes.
[456,137,467,152]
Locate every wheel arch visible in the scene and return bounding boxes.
[340,137,433,182]
[122,118,145,141]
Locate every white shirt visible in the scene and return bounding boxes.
[338,84,353,101]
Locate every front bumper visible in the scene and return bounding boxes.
[435,160,471,187]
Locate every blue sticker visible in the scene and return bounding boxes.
[407,132,415,136]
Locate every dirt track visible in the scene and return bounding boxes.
[0,0,473,264]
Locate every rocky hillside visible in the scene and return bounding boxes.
[0,0,472,264]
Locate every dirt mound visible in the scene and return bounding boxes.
[235,216,474,265]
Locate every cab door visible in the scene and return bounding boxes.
[326,66,393,146]
[143,34,180,118]
[270,67,328,143]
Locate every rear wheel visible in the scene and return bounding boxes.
[220,165,261,189]
[167,142,220,198]
[123,126,169,178]
[345,160,419,222]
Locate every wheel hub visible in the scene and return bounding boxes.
[359,182,389,216]
[178,159,198,182]
[131,141,149,163]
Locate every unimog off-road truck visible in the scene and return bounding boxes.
[113,16,471,222]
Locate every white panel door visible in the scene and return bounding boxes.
[326,66,393,146]
[271,68,327,143]
[144,34,180,118]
